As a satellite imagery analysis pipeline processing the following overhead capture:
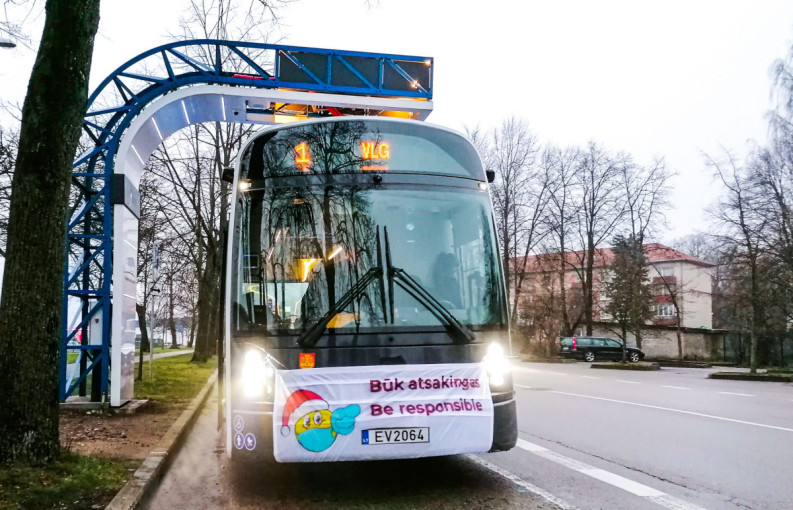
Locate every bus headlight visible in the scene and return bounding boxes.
[483,342,511,387]
[241,349,270,398]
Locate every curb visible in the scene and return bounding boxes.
[106,370,218,510]
[518,357,577,364]
[653,360,712,368]
[708,372,792,382]
[590,362,661,371]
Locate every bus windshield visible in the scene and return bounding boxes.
[231,184,506,336]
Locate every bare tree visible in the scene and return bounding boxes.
[0,124,18,257]
[672,233,712,260]
[615,155,672,347]
[485,117,540,308]
[541,145,583,336]
[516,253,565,359]
[509,159,552,323]
[147,119,255,362]
[0,1,37,48]
[647,259,685,359]
[576,142,625,335]
[0,0,100,464]
[160,0,283,363]
[136,172,167,379]
[708,151,767,373]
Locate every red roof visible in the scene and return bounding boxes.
[513,243,714,273]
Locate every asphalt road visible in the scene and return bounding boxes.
[144,393,555,510]
[144,362,793,509]
[497,361,793,510]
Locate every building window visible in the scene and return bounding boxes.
[657,303,676,317]
[659,266,674,277]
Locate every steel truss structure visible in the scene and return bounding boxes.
[61,39,434,402]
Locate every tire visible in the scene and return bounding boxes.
[583,351,595,362]
[628,352,640,363]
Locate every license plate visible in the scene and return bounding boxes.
[561,347,569,351]
[362,427,429,445]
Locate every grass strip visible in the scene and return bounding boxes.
[0,354,216,509]
[134,353,217,403]
[708,371,792,382]
[133,346,187,356]
[0,451,132,510]
[590,361,661,371]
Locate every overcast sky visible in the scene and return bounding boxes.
[2,0,793,244]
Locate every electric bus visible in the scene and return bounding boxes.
[223,116,516,462]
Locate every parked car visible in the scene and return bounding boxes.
[558,336,644,363]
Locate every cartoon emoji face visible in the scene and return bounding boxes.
[294,409,336,452]
[295,409,333,434]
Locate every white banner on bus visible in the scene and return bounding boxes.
[273,363,493,462]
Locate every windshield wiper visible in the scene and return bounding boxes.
[384,227,475,344]
[297,226,475,347]
[297,227,388,348]
[297,265,384,348]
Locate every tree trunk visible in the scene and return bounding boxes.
[193,241,220,362]
[780,336,785,368]
[168,277,178,349]
[749,255,761,374]
[558,240,571,336]
[136,303,150,354]
[136,303,149,382]
[188,312,197,348]
[0,0,100,464]
[585,233,595,335]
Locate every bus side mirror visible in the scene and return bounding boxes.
[222,166,234,183]
[485,169,496,183]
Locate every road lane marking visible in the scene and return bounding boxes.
[514,384,531,390]
[647,494,709,509]
[718,392,755,397]
[466,454,578,510]
[550,390,793,432]
[616,380,641,384]
[582,468,665,497]
[581,376,600,379]
[660,385,690,390]
[535,449,594,472]
[516,438,546,452]
[548,371,569,376]
[516,439,705,510]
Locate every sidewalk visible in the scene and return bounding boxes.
[149,349,195,360]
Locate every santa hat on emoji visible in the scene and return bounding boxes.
[280,389,328,436]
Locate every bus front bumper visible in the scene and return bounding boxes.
[490,390,517,452]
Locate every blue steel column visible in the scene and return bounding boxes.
[101,148,114,399]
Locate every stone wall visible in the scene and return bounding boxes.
[591,324,723,360]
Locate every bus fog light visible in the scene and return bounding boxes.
[242,349,267,398]
[483,342,510,387]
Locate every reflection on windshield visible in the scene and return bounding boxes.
[232,185,504,334]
